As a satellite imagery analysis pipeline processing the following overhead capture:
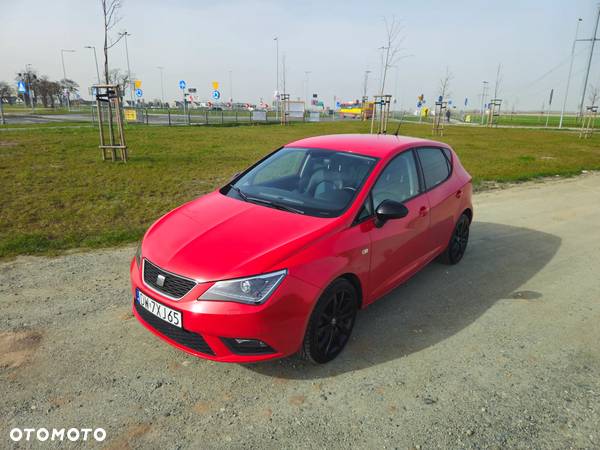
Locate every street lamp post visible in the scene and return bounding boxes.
[480,81,489,125]
[84,46,101,84]
[363,70,371,98]
[119,31,134,106]
[228,70,233,104]
[274,37,279,120]
[157,66,165,107]
[61,49,76,111]
[304,71,311,107]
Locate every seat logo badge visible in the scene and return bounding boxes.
[156,274,166,287]
[362,248,369,255]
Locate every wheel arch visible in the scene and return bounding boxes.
[462,207,473,223]
[338,272,364,308]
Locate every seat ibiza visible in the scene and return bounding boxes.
[130,134,473,363]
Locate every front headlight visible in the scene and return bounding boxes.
[198,270,287,305]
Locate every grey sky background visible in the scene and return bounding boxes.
[2,0,600,111]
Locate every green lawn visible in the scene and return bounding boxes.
[464,113,600,128]
[1,121,599,258]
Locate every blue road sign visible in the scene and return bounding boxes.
[17,80,26,93]
[179,80,186,90]
[135,88,143,98]
[211,90,221,100]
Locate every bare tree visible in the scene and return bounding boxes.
[379,17,405,95]
[587,84,599,107]
[101,0,124,84]
[108,68,131,96]
[439,67,453,100]
[0,81,13,100]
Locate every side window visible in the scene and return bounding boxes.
[372,151,420,207]
[417,148,451,190]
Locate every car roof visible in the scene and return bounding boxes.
[285,133,447,158]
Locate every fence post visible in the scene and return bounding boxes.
[188,108,191,125]
[168,108,171,126]
[221,110,224,124]
[235,110,238,123]
[205,110,209,125]
[145,108,149,125]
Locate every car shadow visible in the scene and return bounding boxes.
[244,221,561,379]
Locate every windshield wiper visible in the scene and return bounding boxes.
[228,184,248,201]
[246,196,305,215]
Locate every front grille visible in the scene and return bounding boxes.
[143,259,196,299]
[134,300,214,355]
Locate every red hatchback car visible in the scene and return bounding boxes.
[130,134,473,363]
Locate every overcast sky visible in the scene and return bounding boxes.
[2,0,600,111]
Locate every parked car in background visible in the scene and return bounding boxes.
[130,134,473,363]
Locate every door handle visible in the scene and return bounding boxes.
[455,189,462,198]
[419,206,428,217]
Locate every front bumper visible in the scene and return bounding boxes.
[129,258,320,363]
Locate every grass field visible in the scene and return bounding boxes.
[464,113,600,128]
[1,121,599,258]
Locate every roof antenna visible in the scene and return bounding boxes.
[393,117,402,136]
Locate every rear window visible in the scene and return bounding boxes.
[417,148,451,189]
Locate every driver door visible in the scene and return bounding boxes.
[366,150,431,302]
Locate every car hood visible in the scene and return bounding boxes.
[142,192,338,282]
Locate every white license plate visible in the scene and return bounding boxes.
[136,289,182,328]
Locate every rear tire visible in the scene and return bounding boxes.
[440,213,470,265]
[300,278,358,364]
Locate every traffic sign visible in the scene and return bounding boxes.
[17,81,26,93]
[179,80,186,90]
[134,80,142,89]
[212,81,219,90]
[135,88,143,98]
[211,90,221,100]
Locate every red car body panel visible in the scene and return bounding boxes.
[130,134,473,362]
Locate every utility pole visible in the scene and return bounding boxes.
[493,63,502,99]
[560,18,583,128]
[84,46,101,84]
[480,80,488,125]
[363,70,371,98]
[119,31,134,106]
[274,37,279,120]
[60,50,75,111]
[578,5,600,118]
[157,66,165,106]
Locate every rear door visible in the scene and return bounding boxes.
[415,147,459,254]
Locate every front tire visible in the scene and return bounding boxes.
[441,213,470,265]
[300,278,358,364]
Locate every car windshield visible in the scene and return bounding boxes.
[223,147,378,217]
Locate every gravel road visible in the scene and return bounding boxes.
[1,173,599,449]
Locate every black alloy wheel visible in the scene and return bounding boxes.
[443,213,470,265]
[301,278,358,364]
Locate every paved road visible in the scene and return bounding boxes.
[1,174,599,449]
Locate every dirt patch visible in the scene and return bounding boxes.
[103,423,151,450]
[0,330,42,370]
[0,141,19,147]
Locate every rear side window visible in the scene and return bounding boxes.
[417,148,451,189]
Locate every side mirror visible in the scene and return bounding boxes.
[374,200,409,228]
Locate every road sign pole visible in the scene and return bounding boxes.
[0,98,5,125]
